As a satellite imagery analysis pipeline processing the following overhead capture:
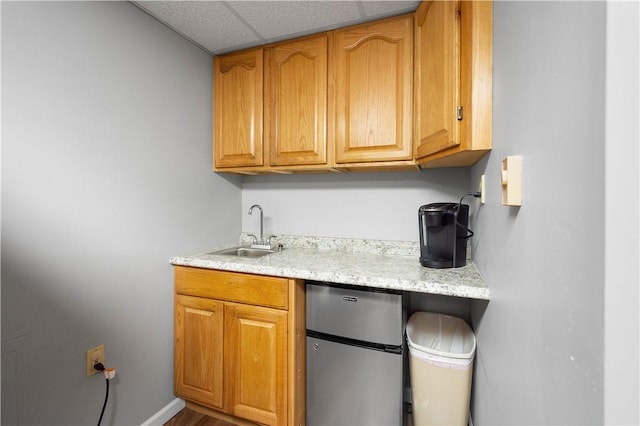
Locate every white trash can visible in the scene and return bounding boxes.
[406,312,476,426]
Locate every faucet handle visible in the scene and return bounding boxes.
[265,236,284,251]
[247,234,259,245]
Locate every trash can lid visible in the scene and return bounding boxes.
[406,312,476,359]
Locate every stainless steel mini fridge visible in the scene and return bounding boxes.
[306,282,405,426]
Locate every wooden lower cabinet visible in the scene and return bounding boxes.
[174,266,305,426]
[175,295,224,409]
[226,304,288,424]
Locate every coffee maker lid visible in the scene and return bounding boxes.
[419,202,457,212]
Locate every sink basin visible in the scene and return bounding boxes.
[208,246,277,258]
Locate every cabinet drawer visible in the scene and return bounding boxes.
[174,266,289,310]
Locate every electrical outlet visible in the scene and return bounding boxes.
[86,344,105,377]
[479,174,486,204]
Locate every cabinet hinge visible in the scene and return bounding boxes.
[457,106,463,121]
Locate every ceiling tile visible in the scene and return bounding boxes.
[133,0,422,55]
[226,1,363,42]
[135,1,261,53]
[360,1,421,18]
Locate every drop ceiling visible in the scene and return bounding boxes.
[131,1,421,55]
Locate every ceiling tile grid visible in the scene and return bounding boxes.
[226,1,363,41]
[132,0,420,55]
[135,1,262,53]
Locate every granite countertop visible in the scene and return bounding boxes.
[170,234,490,300]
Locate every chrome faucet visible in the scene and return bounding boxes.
[248,204,264,246]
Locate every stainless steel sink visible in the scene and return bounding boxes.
[208,246,277,258]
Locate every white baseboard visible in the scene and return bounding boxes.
[140,397,185,426]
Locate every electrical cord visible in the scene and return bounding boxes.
[94,362,109,426]
[456,191,482,238]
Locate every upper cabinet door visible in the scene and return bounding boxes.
[414,0,461,159]
[333,15,414,164]
[415,0,492,167]
[265,34,328,166]
[214,48,263,168]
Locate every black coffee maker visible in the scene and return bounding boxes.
[418,203,470,268]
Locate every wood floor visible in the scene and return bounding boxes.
[165,405,414,425]
[163,408,235,426]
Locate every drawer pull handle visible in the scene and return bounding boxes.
[342,296,358,303]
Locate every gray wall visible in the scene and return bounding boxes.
[240,169,474,324]
[469,1,627,424]
[603,1,639,423]
[241,169,469,242]
[3,1,638,425]
[241,2,640,424]
[1,2,241,425]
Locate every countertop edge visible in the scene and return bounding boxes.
[169,251,490,301]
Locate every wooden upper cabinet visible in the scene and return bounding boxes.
[265,34,328,166]
[214,48,263,168]
[332,15,414,164]
[211,3,491,173]
[414,0,461,158]
[414,0,492,167]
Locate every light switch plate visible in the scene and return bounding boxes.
[501,156,522,206]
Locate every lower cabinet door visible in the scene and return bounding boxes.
[225,303,288,426]
[174,295,224,409]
